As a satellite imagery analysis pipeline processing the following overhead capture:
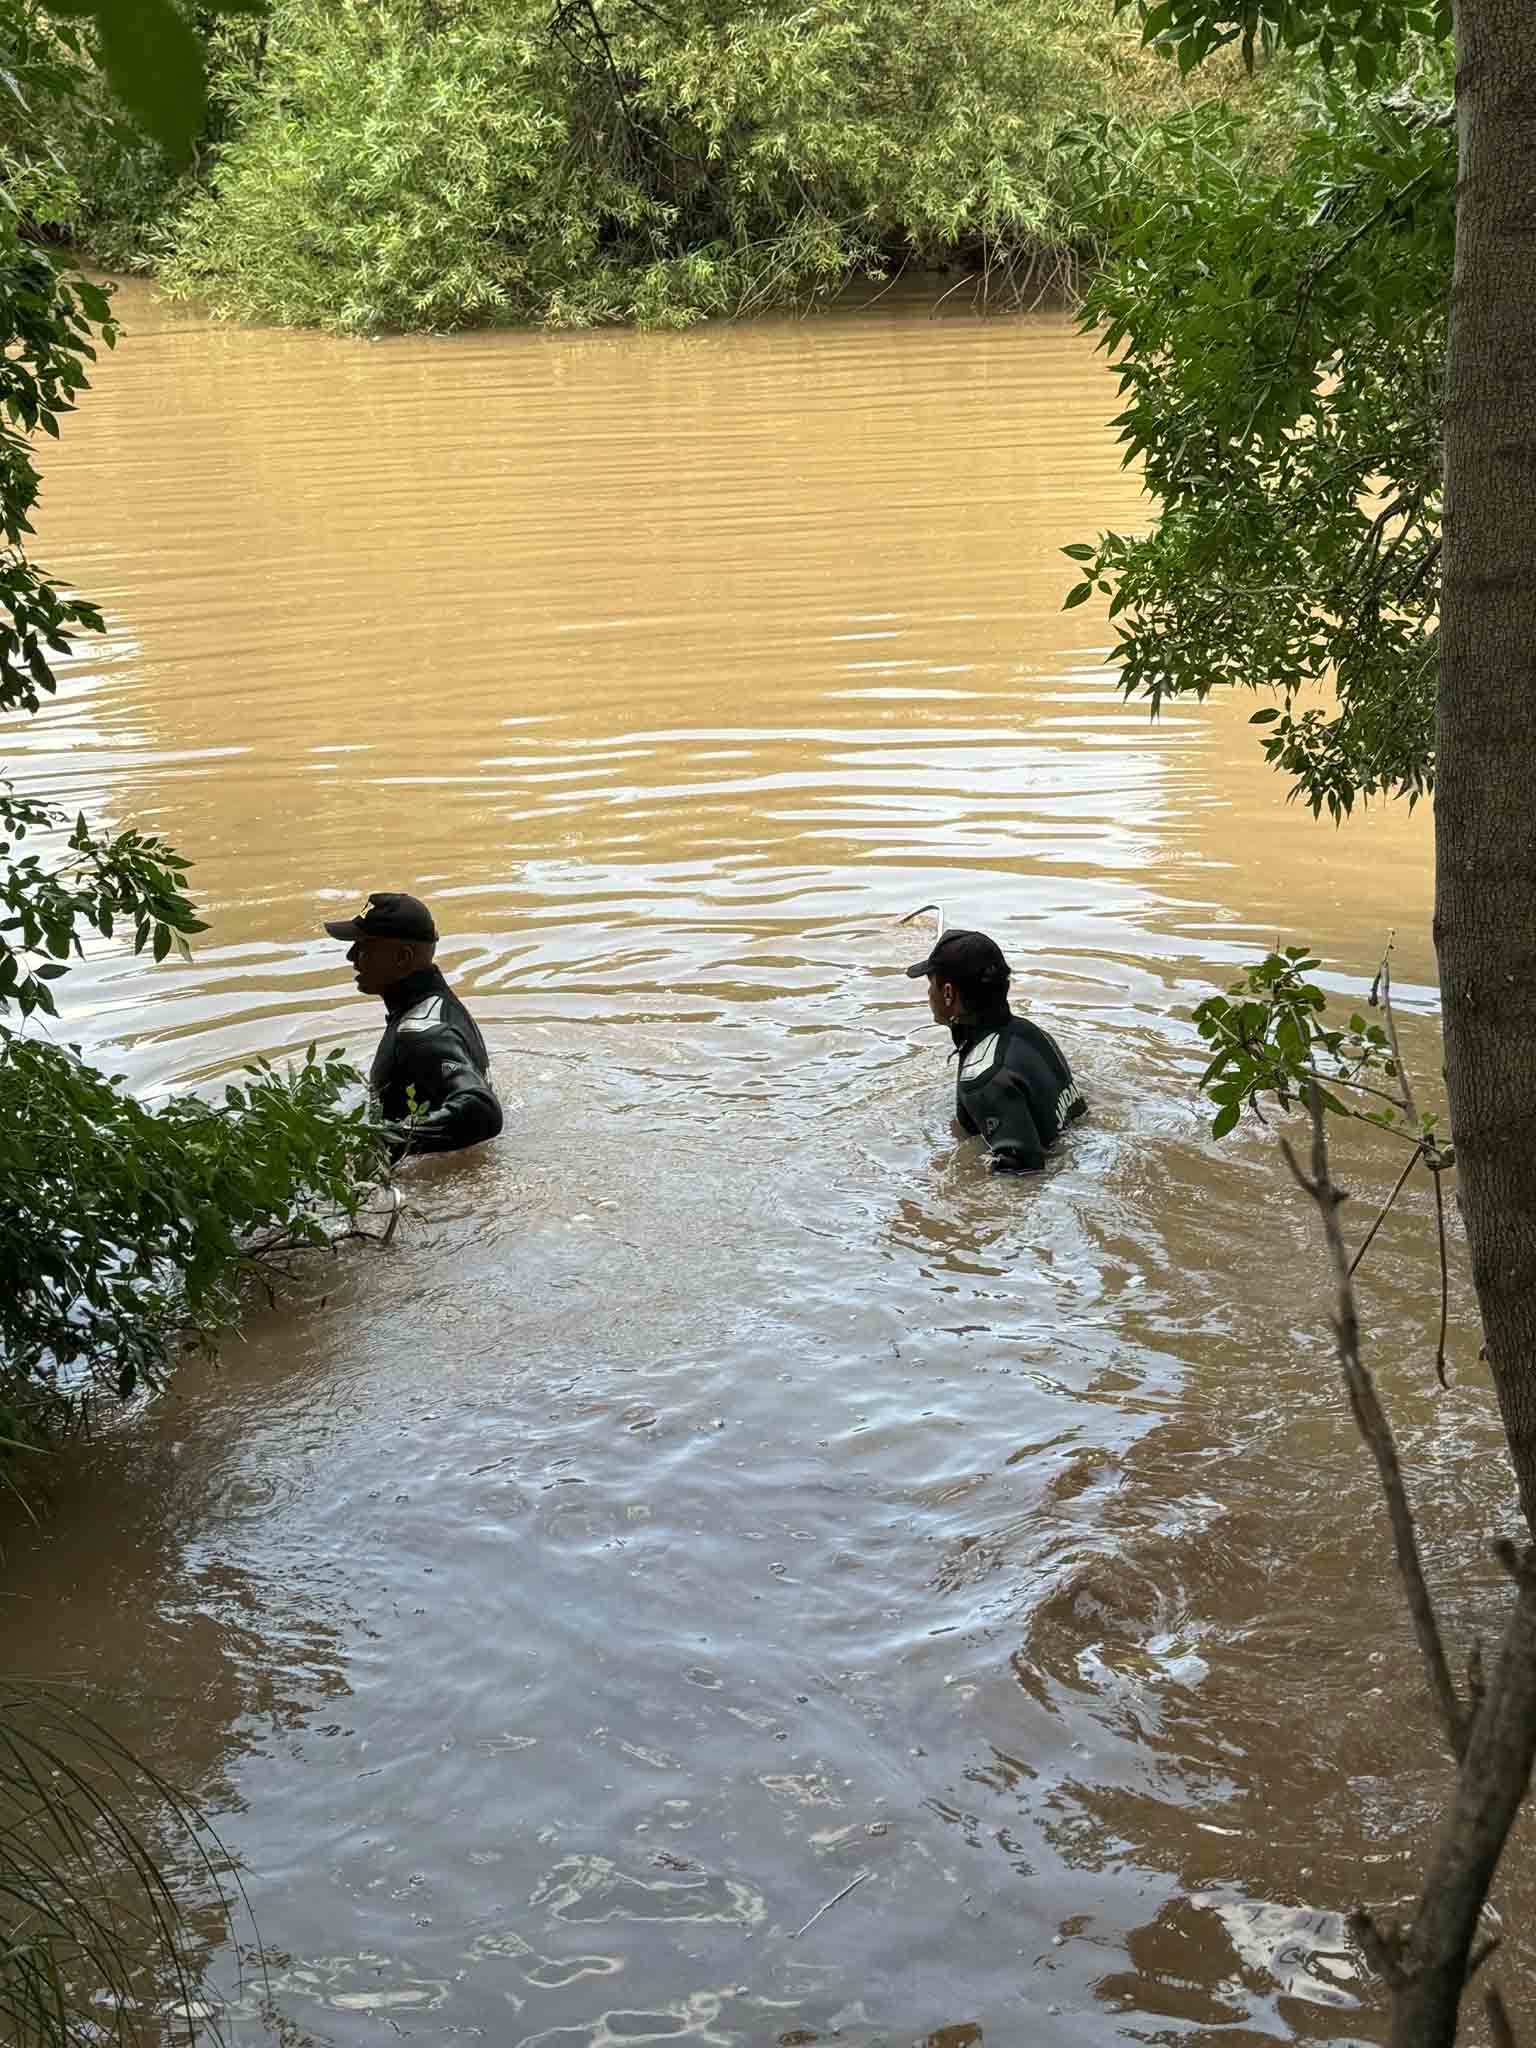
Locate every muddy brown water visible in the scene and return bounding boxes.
[2,282,1529,2046]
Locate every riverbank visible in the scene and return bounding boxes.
[26,0,1302,335]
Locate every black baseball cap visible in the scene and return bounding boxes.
[905,928,1010,986]
[323,891,438,944]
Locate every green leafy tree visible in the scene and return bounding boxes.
[0,19,402,2046]
[145,0,1297,332]
[0,34,391,1465]
[24,0,262,163]
[1062,66,1450,816]
[1083,1,1536,2040]
[1078,0,1536,1532]
[0,4,261,273]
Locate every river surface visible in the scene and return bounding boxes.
[3,282,1530,2047]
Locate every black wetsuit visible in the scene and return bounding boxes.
[371,966,502,1158]
[950,1003,1086,1172]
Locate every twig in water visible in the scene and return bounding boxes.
[470,1451,522,1477]
[789,1868,871,1939]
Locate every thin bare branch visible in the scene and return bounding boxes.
[1370,945,1419,1125]
[1432,1161,1450,1387]
[1293,1061,1422,1119]
[1350,1145,1420,1276]
[1281,1091,1468,1758]
[1486,1984,1518,2048]
[1466,1934,1501,1981]
[788,1868,871,1940]
[1400,536,1443,602]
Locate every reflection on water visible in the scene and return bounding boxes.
[1,281,1525,2046]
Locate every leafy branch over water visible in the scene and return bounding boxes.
[1061,57,1450,817]
[1194,943,1440,1147]
[0,34,399,2037]
[1195,944,1456,1372]
[0,34,391,1470]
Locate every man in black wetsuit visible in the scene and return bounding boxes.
[907,928,1086,1172]
[323,891,502,1159]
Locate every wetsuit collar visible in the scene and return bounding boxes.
[948,998,1012,1055]
[381,964,446,1016]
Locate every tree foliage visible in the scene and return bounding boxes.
[1065,57,1451,814]
[0,46,390,1467]
[24,0,263,164]
[1194,943,1442,1146]
[1132,0,1536,2030]
[0,4,256,271]
[128,0,1298,332]
[0,1038,386,1441]
[1117,0,1448,79]
[0,20,393,2040]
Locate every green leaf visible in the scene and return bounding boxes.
[1062,582,1093,610]
[92,0,209,164]
[1060,542,1097,562]
[1210,1100,1240,1139]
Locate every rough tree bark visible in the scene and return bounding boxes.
[1382,1543,1536,2046]
[1435,0,1536,1535]
[1284,1090,1536,2048]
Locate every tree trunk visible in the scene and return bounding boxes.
[1385,1564,1536,2048]
[1434,0,1536,1535]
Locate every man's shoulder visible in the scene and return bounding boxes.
[1008,1015,1086,1125]
[395,986,484,1047]
[1001,1015,1080,1098]
[956,1027,1003,1081]
[394,983,492,1084]
[1004,1013,1070,1061]
[397,992,449,1035]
